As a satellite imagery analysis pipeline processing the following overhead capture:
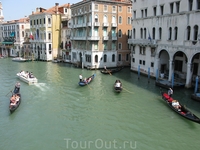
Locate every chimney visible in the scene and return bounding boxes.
[55,3,59,14]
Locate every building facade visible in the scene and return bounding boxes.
[0,18,30,57]
[70,0,132,69]
[128,0,200,88]
[29,3,65,61]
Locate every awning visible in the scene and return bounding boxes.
[1,42,14,44]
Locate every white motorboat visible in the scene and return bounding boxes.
[12,57,27,62]
[16,72,38,84]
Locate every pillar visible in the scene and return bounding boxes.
[185,62,192,88]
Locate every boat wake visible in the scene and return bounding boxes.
[34,83,49,91]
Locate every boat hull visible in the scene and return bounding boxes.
[78,74,95,86]
[16,73,38,84]
[161,91,200,124]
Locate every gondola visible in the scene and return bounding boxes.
[100,67,123,75]
[78,74,96,86]
[161,90,200,124]
[155,79,185,89]
[114,80,122,93]
[9,82,21,113]
[191,93,200,102]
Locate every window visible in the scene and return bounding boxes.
[119,6,122,12]
[95,4,98,10]
[126,54,129,61]
[21,25,24,29]
[153,6,157,16]
[48,33,51,40]
[103,42,107,50]
[104,5,107,11]
[139,28,143,39]
[194,25,198,40]
[151,62,154,67]
[48,18,51,24]
[144,28,146,39]
[112,6,116,12]
[189,0,193,11]
[118,29,122,38]
[159,27,162,39]
[197,0,200,9]
[133,11,136,19]
[119,16,122,24]
[145,9,147,17]
[176,1,180,13]
[49,44,51,50]
[160,5,164,15]
[152,27,155,39]
[118,54,121,61]
[128,7,132,13]
[141,10,144,18]
[174,27,178,40]
[168,27,172,40]
[112,54,115,62]
[186,26,191,40]
[128,17,131,24]
[95,55,98,63]
[170,3,174,14]
[104,54,107,62]
[132,58,135,62]
[133,28,136,39]
[118,43,122,50]
[143,60,145,65]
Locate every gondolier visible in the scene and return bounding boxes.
[168,88,173,97]
[79,74,83,82]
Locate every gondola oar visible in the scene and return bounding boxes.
[6,89,13,96]
[123,87,134,94]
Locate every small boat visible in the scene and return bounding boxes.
[191,93,200,102]
[9,82,21,113]
[100,67,123,75]
[78,74,95,86]
[114,80,122,93]
[16,71,38,84]
[155,79,185,89]
[161,90,200,124]
[12,57,27,62]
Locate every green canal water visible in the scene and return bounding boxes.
[0,58,200,150]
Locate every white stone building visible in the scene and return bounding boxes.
[128,0,200,88]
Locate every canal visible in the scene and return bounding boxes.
[0,58,200,150]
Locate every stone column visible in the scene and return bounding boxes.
[168,60,173,81]
[185,62,192,88]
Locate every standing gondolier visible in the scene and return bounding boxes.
[79,74,83,82]
[168,88,173,97]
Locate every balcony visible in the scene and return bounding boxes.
[103,36,109,40]
[94,22,100,26]
[87,22,92,26]
[111,23,117,27]
[102,22,109,27]
[73,37,87,40]
[112,36,117,40]
[87,36,100,41]
[128,39,157,47]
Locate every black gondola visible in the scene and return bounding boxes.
[78,74,96,86]
[100,67,123,74]
[9,82,21,113]
[191,93,200,102]
[161,91,200,124]
[114,80,122,93]
[155,79,185,89]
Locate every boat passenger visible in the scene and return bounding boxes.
[104,65,107,71]
[172,100,181,110]
[83,77,87,83]
[87,77,92,83]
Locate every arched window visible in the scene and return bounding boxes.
[168,27,172,40]
[152,27,155,39]
[133,28,136,39]
[95,14,98,22]
[174,27,178,40]
[104,54,107,62]
[159,27,162,39]
[112,54,115,62]
[144,28,146,39]
[186,26,191,40]
[140,28,143,39]
[95,55,98,63]
[193,25,198,40]
[118,29,122,37]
